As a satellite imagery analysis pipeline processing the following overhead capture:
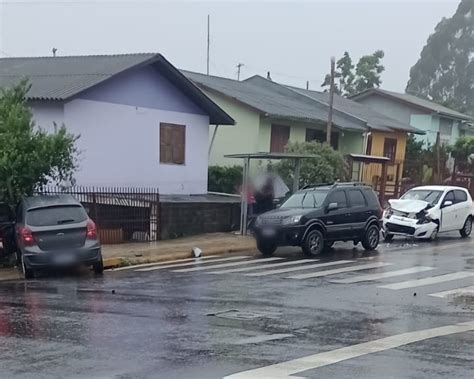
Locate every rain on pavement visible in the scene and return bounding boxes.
[0,234,473,378]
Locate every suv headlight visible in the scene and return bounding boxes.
[282,215,302,225]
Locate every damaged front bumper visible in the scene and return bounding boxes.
[382,215,438,239]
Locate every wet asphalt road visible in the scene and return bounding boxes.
[0,235,473,379]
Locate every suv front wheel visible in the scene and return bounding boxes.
[361,224,380,251]
[302,229,324,257]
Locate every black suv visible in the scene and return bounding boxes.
[253,182,382,256]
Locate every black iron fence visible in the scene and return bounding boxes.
[38,186,160,244]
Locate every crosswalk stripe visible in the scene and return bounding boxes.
[287,262,392,280]
[379,271,474,290]
[429,285,474,298]
[172,257,283,273]
[136,256,251,272]
[331,266,435,284]
[208,259,316,274]
[244,260,354,277]
[108,255,220,272]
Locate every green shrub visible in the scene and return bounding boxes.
[208,165,242,194]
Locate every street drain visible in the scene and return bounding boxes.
[207,309,281,320]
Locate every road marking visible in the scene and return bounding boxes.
[136,256,251,272]
[387,240,474,254]
[209,259,316,274]
[429,285,474,298]
[331,266,435,284]
[173,257,283,272]
[233,334,294,345]
[223,321,474,379]
[244,260,354,277]
[108,255,220,272]
[379,271,474,290]
[287,262,392,280]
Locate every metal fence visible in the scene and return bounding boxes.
[38,186,160,244]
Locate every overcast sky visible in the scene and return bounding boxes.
[0,0,460,92]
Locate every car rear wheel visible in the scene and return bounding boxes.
[21,256,34,279]
[257,241,277,256]
[460,217,472,238]
[93,259,104,275]
[362,224,380,250]
[302,229,324,257]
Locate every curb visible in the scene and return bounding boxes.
[103,244,257,270]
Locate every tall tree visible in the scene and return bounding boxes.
[321,50,385,96]
[406,0,474,116]
[0,81,79,205]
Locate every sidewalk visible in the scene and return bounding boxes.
[103,232,257,269]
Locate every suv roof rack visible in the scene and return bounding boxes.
[302,182,334,189]
[332,182,369,188]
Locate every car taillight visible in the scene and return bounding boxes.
[86,220,97,239]
[19,227,35,246]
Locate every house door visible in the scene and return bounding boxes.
[270,124,290,153]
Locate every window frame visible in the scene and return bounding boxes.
[326,190,348,209]
[454,190,468,204]
[348,189,367,208]
[160,123,186,165]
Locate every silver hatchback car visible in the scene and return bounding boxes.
[15,195,103,279]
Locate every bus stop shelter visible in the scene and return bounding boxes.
[224,153,317,235]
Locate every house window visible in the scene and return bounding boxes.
[305,129,339,150]
[383,138,397,162]
[270,124,290,153]
[160,123,185,165]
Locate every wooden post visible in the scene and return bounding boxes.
[240,157,250,235]
[293,159,301,193]
[326,57,335,144]
[394,163,401,198]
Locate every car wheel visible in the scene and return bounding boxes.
[302,229,324,257]
[257,241,277,256]
[362,224,380,251]
[428,226,439,241]
[21,256,34,279]
[383,232,394,242]
[93,259,104,275]
[460,217,472,238]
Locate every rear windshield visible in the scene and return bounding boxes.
[26,205,88,227]
[281,190,328,209]
[401,189,443,205]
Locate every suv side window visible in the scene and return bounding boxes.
[327,190,348,209]
[454,190,468,204]
[348,190,366,207]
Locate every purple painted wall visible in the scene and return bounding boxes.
[78,65,206,115]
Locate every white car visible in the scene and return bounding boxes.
[382,185,474,241]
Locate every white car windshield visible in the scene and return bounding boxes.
[401,189,443,205]
[281,190,328,209]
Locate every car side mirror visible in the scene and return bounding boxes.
[442,200,453,208]
[327,202,338,212]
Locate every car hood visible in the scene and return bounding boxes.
[388,199,431,213]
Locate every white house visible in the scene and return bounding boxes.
[0,53,234,194]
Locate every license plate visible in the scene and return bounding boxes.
[262,228,275,237]
[54,253,76,264]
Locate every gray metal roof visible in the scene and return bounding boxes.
[182,71,367,132]
[350,88,472,121]
[0,53,234,125]
[289,87,424,134]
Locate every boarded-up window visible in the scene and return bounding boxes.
[160,123,185,165]
[270,124,290,153]
[305,129,339,150]
[383,138,397,162]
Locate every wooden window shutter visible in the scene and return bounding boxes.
[270,124,290,153]
[160,123,185,164]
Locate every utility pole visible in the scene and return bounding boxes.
[306,81,309,90]
[206,14,210,75]
[237,63,244,81]
[326,57,336,144]
[435,131,441,183]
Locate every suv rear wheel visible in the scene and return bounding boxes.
[361,224,380,251]
[21,256,34,279]
[93,259,104,275]
[257,241,277,256]
[302,229,324,257]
